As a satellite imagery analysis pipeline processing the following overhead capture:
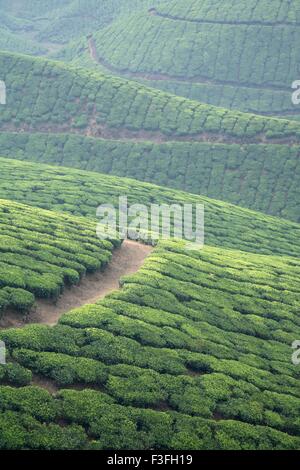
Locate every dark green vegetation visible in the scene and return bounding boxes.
[80,0,300,116]
[1,50,300,224]
[2,51,300,143]
[0,241,300,449]
[0,198,118,317]
[0,0,300,452]
[0,157,300,259]
[0,132,299,222]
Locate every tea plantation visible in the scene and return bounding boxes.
[0,132,299,222]
[83,0,300,116]
[0,241,300,449]
[0,198,118,317]
[0,158,300,258]
[0,0,300,452]
[1,51,300,142]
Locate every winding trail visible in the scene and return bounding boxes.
[32,240,153,326]
[1,240,153,328]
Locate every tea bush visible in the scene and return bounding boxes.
[0,198,118,315]
[0,133,299,221]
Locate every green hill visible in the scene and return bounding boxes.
[0,157,300,258]
[1,50,300,224]
[2,51,300,143]
[79,0,300,116]
[0,240,300,449]
[0,198,118,317]
[0,132,299,222]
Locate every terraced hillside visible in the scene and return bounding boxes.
[0,1,300,452]
[0,158,300,259]
[0,132,299,222]
[0,198,118,320]
[0,241,300,449]
[0,51,300,222]
[2,51,300,143]
[80,0,300,116]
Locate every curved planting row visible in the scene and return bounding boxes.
[0,132,299,222]
[0,198,119,316]
[0,241,300,449]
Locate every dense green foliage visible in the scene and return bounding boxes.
[0,0,300,452]
[83,0,300,116]
[0,132,299,222]
[0,241,300,449]
[0,157,300,258]
[0,198,118,316]
[1,51,300,142]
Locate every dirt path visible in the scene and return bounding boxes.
[31,239,153,326]
[0,240,153,328]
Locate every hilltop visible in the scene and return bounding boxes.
[0,132,299,222]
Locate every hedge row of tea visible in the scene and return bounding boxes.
[86,0,300,115]
[93,11,300,87]
[0,198,118,316]
[0,241,300,449]
[156,0,300,24]
[0,133,299,222]
[136,78,297,116]
[1,158,300,258]
[1,51,300,142]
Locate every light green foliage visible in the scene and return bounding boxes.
[0,198,117,315]
[1,51,300,141]
[0,158,299,258]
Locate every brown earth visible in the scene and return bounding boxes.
[0,240,153,328]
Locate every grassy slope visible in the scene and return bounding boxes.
[0,198,118,316]
[0,240,300,449]
[80,0,300,116]
[0,157,299,259]
[0,132,299,222]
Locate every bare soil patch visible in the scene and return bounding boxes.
[0,240,153,328]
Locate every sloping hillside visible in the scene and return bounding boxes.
[0,241,300,449]
[0,51,300,222]
[0,132,299,222]
[0,158,300,258]
[79,0,300,116]
[1,51,300,143]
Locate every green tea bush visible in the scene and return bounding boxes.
[0,133,299,221]
[0,198,118,315]
[0,159,299,258]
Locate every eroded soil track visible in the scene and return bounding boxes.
[0,240,153,328]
